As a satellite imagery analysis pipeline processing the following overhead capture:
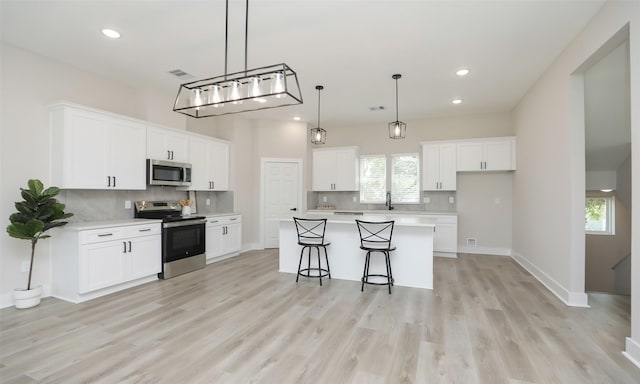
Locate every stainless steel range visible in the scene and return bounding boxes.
[135,201,206,279]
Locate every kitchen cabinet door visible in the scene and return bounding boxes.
[147,126,189,163]
[209,140,229,191]
[312,147,359,191]
[422,143,456,191]
[221,223,241,255]
[456,142,484,171]
[434,223,457,253]
[186,136,230,191]
[51,107,109,189]
[79,240,126,293]
[484,140,514,171]
[125,234,161,280]
[107,117,147,190]
[206,224,224,260]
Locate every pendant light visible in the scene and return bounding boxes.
[310,85,327,144]
[173,0,303,118]
[388,74,406,139]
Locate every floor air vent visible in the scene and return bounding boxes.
[466,238,477,247]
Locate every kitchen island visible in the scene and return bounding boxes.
[279,214,435,289]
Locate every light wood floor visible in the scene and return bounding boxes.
[1,250,638,383]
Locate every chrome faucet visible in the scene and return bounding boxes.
[386,191,394,210]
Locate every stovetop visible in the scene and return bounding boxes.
[134,201,204,222]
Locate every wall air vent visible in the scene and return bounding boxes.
[466,238,477,247]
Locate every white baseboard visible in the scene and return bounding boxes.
[457,245,511,256]
[511,251,589,307]
[623,337,640,369]
[434,251,457,258]
[242,243,262,252]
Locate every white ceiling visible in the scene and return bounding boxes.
[1,0,606,128]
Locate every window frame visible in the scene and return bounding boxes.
[359,154,387,204]
[585,194,615,235]
[390,152,421,205]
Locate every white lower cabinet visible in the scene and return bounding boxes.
[433,217,458,255]
[52,222,161,303]
[206,215,242,262]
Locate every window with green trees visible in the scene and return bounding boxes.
[585,195,614,235]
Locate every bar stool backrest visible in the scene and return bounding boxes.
[355,220,395,250]
[293,217,328,245]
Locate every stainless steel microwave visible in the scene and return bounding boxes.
[147,159,192,187]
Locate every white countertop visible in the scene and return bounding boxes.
[306,209,456,217]
[285,214,436,228]
[204,212,241,218]
[63,219,162,231]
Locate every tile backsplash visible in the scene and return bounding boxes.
[59,187,234,222]
[308,191,456,213]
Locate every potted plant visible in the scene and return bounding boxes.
[6,179,73,309]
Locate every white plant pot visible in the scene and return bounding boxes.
[14,285,42,309]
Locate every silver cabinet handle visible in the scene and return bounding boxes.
[167,150,171,160]
[209,220,219,224]
[122,241,126,253]
[113,176,116,188]
[107,176,111,187]
[128,241,132,252]
[98,233,113,237]
[230,217,238,220]
[139,228,151,232]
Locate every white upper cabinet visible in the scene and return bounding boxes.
[146,126,189,163]
[456,137,516,172]
[185,135,230,191]
[50,103,146,190]
[312,146,359,191]
[422,142,456,191]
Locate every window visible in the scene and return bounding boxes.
[585,195,615,235]
[359,155,386,203]
[391,153,420,204]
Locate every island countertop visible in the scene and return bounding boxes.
[281,214,436,228]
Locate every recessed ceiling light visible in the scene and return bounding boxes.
[102,29,121,39]
[452,99,463,104]
[456,69,470,76]
[293,116,301,121]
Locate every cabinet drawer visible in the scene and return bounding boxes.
[79,228,127,244]
[125,223,161,237]
[206,215,241,227]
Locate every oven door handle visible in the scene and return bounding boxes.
[163,219,206,228]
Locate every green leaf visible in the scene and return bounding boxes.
[7,219,44,240]
[9,212,30,224]
[41,187,60,199]
[28,179,44,196]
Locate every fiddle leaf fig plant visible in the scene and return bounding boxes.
[6,179,73,290]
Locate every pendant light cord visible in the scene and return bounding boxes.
[224,0,228,80]
[395,77,399,121]
[245,0,249,75]
[317,88,321,127]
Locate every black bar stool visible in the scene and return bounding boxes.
[355,220,396,294]
[293,217,331,286]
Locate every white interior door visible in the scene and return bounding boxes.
[264,161,300,248]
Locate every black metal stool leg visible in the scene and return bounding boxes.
[296,246,305,283]
[316,246,322,286]
[323,246,331,279]
[385,251,392,294]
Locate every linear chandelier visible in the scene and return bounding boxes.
[310,85,326,144]
[388,74,406,139]
[173,0,303,118]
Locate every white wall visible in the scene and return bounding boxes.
[0,42,186,307]
[511,0,640,365]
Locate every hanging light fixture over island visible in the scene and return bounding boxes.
[173,0,303,118]
[388,74,406,139]
[310,85,327,144]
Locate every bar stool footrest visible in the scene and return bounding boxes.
[362,274,394,286]
[298,268,330,279]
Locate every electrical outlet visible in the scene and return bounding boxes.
[424,197,431,204]
[322,196,327,202]
[352,196,357,202]
[21,261,29,273]
[124,200,131,209]
[449,196,455,204]
[495,198,501,205]
[206,198,211,206]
